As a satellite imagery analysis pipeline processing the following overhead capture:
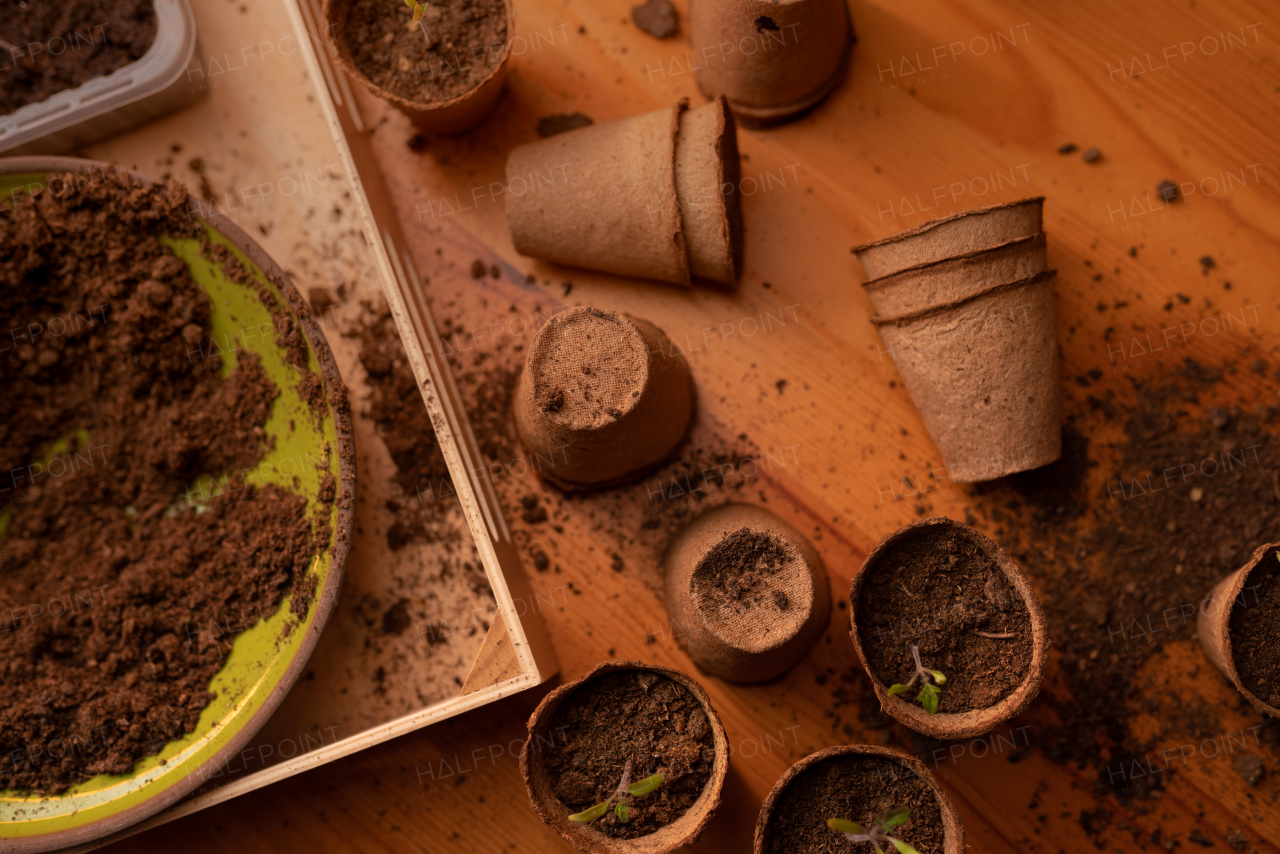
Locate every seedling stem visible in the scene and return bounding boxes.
[886,644,946,715]
[828,807,922,854]
[567,761,665,824]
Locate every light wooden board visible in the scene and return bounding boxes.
[99,0,1280,852]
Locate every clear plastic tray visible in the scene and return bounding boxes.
[0,0,200,155]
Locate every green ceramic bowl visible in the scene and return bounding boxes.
[0,157,354,852]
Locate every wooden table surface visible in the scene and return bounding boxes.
[106,0,1280,851]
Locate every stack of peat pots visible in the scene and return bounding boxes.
[852,198,1061,483]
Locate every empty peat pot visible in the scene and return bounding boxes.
[505,97,742,286]
[689,0,854,128]
[1197,541,1280,716]
[853,197,1044,281]
[871,269,1062,482]
[520,660,729,854]
[754,745,965,854]
[848,517,1048,740]
[861,232,1047,317]
[664,503,829,682]
[324,0,514,135]
[514,306,694,490]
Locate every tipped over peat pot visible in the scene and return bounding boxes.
[324,0,514,135]
[520,661,729,854]
[505,97,743,286]
[688,0,854,128]
[754,745,965,854]
[1198,541,1280,716]
[848,517,1048,740]
[0,157,352,852]
[513,306,695,490]
[664,503,829,683]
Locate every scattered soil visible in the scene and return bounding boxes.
[1229,544,1280,706]
[0,0,158,115]
[693,528,790,614]
[543,669,715,839]
[0,170,317,793]
[855,524,1033,712]
[631,0,678,39]
[537,113,593,138]
[969,356,1280,795]
[338,0,508,104]
[764,753,945,854]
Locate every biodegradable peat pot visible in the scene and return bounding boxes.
[754,745,965,854]
[848,517,1049,740]
[862,233,1047,318]
[664,503,830,683]
[505,97,742,286]
[324,0,513,136]
[689,0,854,128]
[872,270,1061,482]
[513,306,694,490]
[853,197,1044,281]
[1198,542,1280,716]
[521,661,729,854]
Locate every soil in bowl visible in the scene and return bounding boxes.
[0,169,323,794]
[544,670,715,839]
[0,0,159,116]
[1228,546,1280,707]
[336,0,508,104]
[855,525,1033,713]
[765,753,945,854]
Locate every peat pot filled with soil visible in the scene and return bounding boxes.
[324,0,514,135]
[848,517,1048,740]
[520,661,728,854]
[1198,541,1280,716]
[0,157,352,851]
[754,745,965,854]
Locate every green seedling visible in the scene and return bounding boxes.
[828,807,922,854]
[402,0,434,47]
[886,644,946,715]
[567,761,665,824]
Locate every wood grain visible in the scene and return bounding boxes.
[103,0,1280,852]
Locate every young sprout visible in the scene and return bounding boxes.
[567,761,665,824]
[402,0,434,47]
[886,644,947,715]
[828,807,921,854]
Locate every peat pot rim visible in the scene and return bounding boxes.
[868,269,1056,327]
[1199,541,1280,717]
[0,155,354,853]
[752,744,966,854]
[852,196,1046,255]
[861,232,1047,293]
[847,517,1049,740]
[520,660,729,854]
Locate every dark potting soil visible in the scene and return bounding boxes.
[338,0,507,104]
[1229,545,1280,707]
[543,669,715,839]
[855,524,1033,712]
[0,170,320,794]
[0,0,158,116]
[694,528,792,614]
[763,753,945,854]
[631,0,678,39]
[967,357,1280,797]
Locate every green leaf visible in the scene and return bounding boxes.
[568,801,609,823]
[403,0,413,6]
[615,802,629,823]
[888,837,923,854]
[628,773,664,797]
[827,818,864,834]
[887,683,909,696]
[919,684,940,715]
[882,806,911,829]
[928,670,947,685]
